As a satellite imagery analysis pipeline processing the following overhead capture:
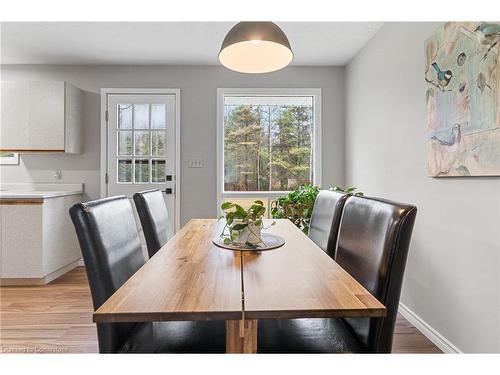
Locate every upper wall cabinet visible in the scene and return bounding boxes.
[0,81,83,153]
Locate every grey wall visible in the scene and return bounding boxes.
[346,23,500,353]
[0,65,345,225]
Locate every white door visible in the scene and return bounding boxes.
[105,93,177,233]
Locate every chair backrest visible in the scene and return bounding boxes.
[335,196,417,353]
[69,195,145,353]
[308,190,349,258]
[133,189,172,258]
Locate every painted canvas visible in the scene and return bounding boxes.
[425,22,500,176]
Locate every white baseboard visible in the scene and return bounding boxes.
[77,258,85,267]
[398,302,462,353]
[0,259,81,286]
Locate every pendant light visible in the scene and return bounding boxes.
[219,22,293,74]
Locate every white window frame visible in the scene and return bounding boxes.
[216,88,322,214]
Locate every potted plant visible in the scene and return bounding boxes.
[219,200,274,247]
[271,185,364,234]
[271,185,320,234]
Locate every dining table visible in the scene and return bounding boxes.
[93,218,386,353]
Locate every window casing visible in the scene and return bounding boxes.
[217,88,322,216]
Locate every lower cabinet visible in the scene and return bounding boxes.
[0,195,83,284]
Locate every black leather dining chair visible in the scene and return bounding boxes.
[308,190,350,258]
[69,195,225,353]
[133,189,172,259]
[258,195,417,353]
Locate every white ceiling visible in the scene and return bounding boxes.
[0,22,383,66]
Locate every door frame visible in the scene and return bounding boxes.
[100,88,181,232]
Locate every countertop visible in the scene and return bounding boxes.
[0,183,83,199]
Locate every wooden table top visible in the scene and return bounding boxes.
[93,219,243,323]
[93,219,385,323]
[242,219,386,319]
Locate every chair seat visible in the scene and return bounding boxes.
[119,321,226,353]
[257,318,363,353]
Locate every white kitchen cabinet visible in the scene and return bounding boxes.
[0,183,83,285]
[0,81,83,153]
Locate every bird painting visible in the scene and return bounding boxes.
[431,62,453,91]
[474,22,500,40]
[431,124,461,148]
[429,124,464,175]
[426,22,500,177]
[474,22,500,61]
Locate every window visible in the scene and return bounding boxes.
[116,103,167,184]
[217,88,321,215]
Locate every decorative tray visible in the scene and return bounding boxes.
[213,233,285,252]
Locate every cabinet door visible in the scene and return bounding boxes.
[28,81,65,150]
[0,81,65,151]
[0,81,30,149]
[0,204,44,278]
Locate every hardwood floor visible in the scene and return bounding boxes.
[0,267,441,354]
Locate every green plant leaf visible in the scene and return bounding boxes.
[250,205,266,217]
[270,184,363,233]
[254,200,264,206]
[232,223,248,231]
[234,204,246,216]
[221,202,234,210]
[223,238,231,245]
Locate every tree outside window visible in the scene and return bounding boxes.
[224,96,314,192]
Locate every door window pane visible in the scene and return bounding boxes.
[223,96,314,192]
[151,104,166,129]
[135,159,150,183]
[152,159,166,183]
[118,131,132,156]
[114,100,173,185]
[134,104,150,129]
[151,131,166,157]
[117,159,132,182]
[118,104,133,129]
[134,131,150,156]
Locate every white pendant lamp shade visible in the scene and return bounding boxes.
[219,22,293,74]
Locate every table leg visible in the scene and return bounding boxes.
[226,319,258,353]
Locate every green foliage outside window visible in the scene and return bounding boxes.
[224,103,314,192]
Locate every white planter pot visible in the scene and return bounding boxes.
[233,222,262,245]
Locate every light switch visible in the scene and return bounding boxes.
[188,157,203,168]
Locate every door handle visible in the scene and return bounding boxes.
[163,188,173,195]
